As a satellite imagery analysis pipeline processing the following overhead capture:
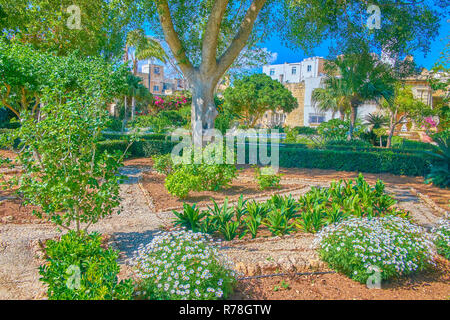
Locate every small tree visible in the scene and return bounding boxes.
[2,93,133,233]
[223,74,297,127]
[381,84,432,148]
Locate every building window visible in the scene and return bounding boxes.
[292,67,296,74]
[153,85,159,92]
[279,74,284,83]
[307,65,312,72]
[154,67,160,75]
[269,68,275,76]
[309,113,325,124]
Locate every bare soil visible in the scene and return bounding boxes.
[232,257,450,300]
[141,171,305,212]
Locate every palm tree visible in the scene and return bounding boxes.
[125,28,166,122]
[324,51,395,140]
[122,75,153,131]
[365,113,388,129]
[312,78,351,120]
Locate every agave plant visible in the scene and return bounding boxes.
[172,203,206,232]
[207,197,235,230]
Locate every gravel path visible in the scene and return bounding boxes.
[0,166,446,299]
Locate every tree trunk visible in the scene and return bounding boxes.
[347,104,357,141]
[131,96,136,122]
[386,112,397,148]
[340,111,345,121]
[191,79,218,147]
[122,96,127,132]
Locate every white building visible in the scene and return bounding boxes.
[262,57,378,127]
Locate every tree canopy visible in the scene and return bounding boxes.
[224,73,297,127]
[0,41,130,119]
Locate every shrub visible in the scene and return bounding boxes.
[152,154,173,175]
[317,119,365,141]
[254,166,282,190]
[2,96,131,232]
[279,147,431,176]
[165,166,202,198]
[131,229,236,300]
[293,126,317,136]
[105,117,123,132]
[431,219,450,260]
[314,216,436,284]
[39,231,134,300]
[165,145,237,198]
[172,203,207,232]
[424,134,449,188]
[325,139,372,148]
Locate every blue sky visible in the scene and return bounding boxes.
[260,15,449,70]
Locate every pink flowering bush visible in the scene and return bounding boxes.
[153,94,190,112]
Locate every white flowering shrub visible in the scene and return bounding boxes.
[314,216,436,284]
[130,229,236,300]
[431,219,450,260]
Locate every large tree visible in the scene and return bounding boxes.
[0,41,129,120]
[144,0,441,145]
[0,0,143,59]
[224,73,297,127]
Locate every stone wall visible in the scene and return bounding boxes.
[284,82,305,127]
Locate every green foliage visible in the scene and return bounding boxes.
[0,40,129,119]
[425,134,450,188]
[0,0,140,59]
[152,154,173,175]
[296,174,408,233]
[105,118,123,132]
[1,95,130,232]
[431,219,450,260]
[172,203,206,232]
[315,217,435,284]
[254,166,282,190]
[279,147,432,177]
[39,231,134,300]
[165,166,202,199]
[224,74,297,127]
[172,175,409,239]
[165,145,237,198]
[131,229,236,300]
[293,126,317,136]
[324,139,372,148]
[317,119,365,141]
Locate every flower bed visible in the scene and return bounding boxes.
[131,229,236,300]
[431,219,450,260]
[314,216,436,284]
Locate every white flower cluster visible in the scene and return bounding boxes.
[431,218,450,252]
[129,228,235,300]
[313,216,436,280]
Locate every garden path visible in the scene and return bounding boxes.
[0,165,446,299]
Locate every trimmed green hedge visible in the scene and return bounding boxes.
[100,133,168,141]
[97,139,433,176]
[97,139,177,158]
[279,147,431,176]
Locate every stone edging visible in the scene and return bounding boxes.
[156,185,309,214]
[409,187,449,218]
